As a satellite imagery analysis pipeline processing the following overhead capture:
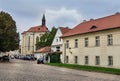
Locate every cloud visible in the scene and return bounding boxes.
[45,7,83,28]
[1,0,120,36]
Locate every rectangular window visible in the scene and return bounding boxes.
[66,40,69,48]
[95,36,100,46]
[66,56,69,63]
[56,47,60,52]
[85,56,88,64]
[85,38,88,47]
[107,34,113,45]
[56,38,58,42]
[75,39,78,48]
[108,56,113,65]
[95,56,100,65]
[59,38,61,42]
[74,56,78,64]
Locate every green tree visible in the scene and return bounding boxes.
[49,52,61,63]
[0,11,19,52]
[36,27,57,49]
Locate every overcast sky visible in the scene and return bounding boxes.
[1,0,120,34]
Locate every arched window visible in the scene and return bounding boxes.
[28,36,30,50]
[36,36,39,44]
[36,36,39,50]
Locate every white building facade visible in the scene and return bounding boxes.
[51,27,71,62]
[34,46,51,63]
[51,28,62,52]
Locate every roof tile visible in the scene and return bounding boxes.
[35,46,51,53]
[28,25,49,32]
[62,13,120,37]
[22,25,49,34]
[59,27,71,34]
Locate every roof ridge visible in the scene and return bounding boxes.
[62,13,120,37]
[81,12,120,24]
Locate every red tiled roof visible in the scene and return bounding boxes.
[21,31,27,34]
[28,25,49,32]
[62,13,120,37]
[21,25,49,34]
[59,27,71,34]
[35,46,51,53]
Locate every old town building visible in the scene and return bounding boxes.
[51,27,71,53]
[62,13,120,68]
[51,27,71,62]
[21,14,49,55]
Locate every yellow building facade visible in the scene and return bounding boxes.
[21,14,49,55]
[62,13,120,68]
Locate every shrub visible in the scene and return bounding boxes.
[49,53,61,63]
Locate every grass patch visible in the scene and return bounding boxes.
[46,63,120,75]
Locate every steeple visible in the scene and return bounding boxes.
[42,14,46,26]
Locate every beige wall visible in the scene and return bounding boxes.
[21,32,46,55]
[62,28,120,68]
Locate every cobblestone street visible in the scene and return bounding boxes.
[0,60,120,81]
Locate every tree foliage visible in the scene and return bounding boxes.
[0,11,19,52]
[36,27,57,49]
[49,53,61,63]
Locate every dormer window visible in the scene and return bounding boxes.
[38,28,40,30]
[90,25,97,29]
[46,28,48,30]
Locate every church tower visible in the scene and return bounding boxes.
[42,14,46,26]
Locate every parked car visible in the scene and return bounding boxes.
[18,55,25,59]
[23,56,31,60]
[0,56,2,61]
[37,58,44,64]
[14,55,19,59]
[2,55,10,61]
[10,55,14,59]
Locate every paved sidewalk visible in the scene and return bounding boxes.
[0,59,120,81]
